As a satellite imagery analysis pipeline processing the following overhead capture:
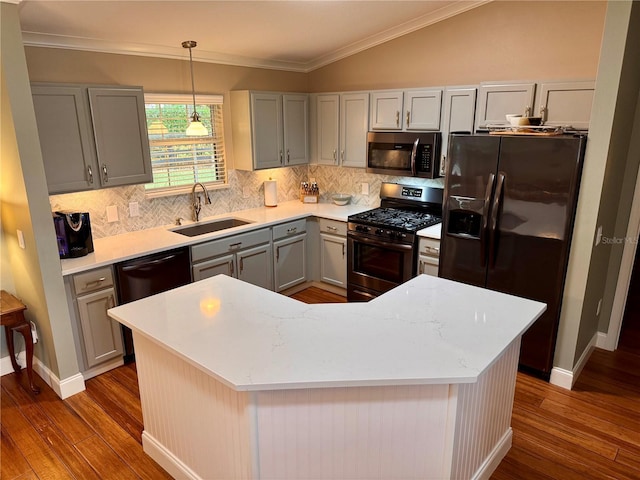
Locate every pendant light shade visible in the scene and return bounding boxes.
[182,40,208,136]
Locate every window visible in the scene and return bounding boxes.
[144,93,226,196]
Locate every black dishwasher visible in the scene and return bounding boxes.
[115,247,192,362]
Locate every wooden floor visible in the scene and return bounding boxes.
[1,286,639,479]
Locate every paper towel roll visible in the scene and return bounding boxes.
[264,180,278,207]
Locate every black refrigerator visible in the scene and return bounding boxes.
[439,133,587,377]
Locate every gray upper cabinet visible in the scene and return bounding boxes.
[231,91,309,171]
[440,86,477,175]
[474,82,536,131]
[87,87,152,187]
[32,84,152,194]
[370,89,442,131]
[535,80,595,130]
[316,94,340,165]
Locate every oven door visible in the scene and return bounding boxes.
[347,232,415,301]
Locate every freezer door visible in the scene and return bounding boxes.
[486,135,585,375]
[439,134,500,287]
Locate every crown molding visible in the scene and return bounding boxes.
[306,0,491,71]
[21,0,491,73]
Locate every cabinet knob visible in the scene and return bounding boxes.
[287,149,290,164]
[87,166,94,184]
[406,110,410,127]
[279,150,283,164]
[396,111,400,128]
[539,105,547,123]
[524,105,532,117]
[102,164,109,183]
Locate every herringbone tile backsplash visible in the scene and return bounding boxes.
[50,166,443,239]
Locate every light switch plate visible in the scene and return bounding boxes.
[17,229,25,249]
[129,202,140,217]
[361,182,370,195]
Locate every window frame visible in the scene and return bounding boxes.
[143,93,228,198]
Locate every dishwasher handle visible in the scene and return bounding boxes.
[120,253,181,272]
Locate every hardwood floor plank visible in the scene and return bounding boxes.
[0,424,32,480]
[74,435,139,480]
[12,472,39,480]
[65,391,172,480]
[0,388,75,480]
[290,286,346,304]
[84,373,144,443]
[1,373,93,445]
[105,363,140,398]
[616,448,640,471]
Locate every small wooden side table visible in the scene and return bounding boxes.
[1,290,40,394]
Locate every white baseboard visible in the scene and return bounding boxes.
[596,331,609,350]
[142,431,202,480]
[1,351,85,399]
[472,428,513,480]
[550,331,597,390]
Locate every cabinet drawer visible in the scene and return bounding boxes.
[191,228,270,262]
[272,219,306,241]
[73,266,114,295]
[319,218,347,236]
[418,237,441,257]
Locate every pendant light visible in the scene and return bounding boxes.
[182,40,208,136]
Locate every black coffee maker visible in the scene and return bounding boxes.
[53,211,94,258]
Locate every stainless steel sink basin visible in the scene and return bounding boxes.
[171,218,253,237]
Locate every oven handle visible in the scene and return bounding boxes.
[410,138,419,176]
[349,234,414,252]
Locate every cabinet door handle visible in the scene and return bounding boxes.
[524,105,531,117]
[396,111,400,127]
[286,227,297,234]
[229,242,242,250]
[276,246,280,261]
[239,257,244,273]
[342,243,345,257]
[539,105,547,123]
[406,110,410,127]
[102,164,109,183]
[341,150,344,162]
[333,150,337,164]
[279,150,283,165]
[87,166,94,184]
[287,149,290,164]
[327,225,337,231]
[424,246,440,255]
[230,260,234,276]
[419,261,424,275]
[108,294,115,309]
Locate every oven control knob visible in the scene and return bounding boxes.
[375,228,384,235]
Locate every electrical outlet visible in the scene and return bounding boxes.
[106,205,119,223]
[30,321,38,343]
[361,182,370,195]
[243,187,252,199]
[17,229,25,249]
[129,202,140,217]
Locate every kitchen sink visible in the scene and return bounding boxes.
[171,218,253,237]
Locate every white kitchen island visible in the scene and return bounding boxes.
[108,274,545,480]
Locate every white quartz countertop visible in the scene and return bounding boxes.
[417,222,442,240]
[60,200,371,275]
[108,274,545,391]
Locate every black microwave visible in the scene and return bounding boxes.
[366,131,441,178]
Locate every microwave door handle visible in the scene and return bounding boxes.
[411,138,419,176]
[480,173,496,267]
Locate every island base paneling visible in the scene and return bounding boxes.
[133,331,521,480]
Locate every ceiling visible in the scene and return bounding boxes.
[17,0,489,72]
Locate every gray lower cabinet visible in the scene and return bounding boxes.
[69,266,124,371]
[273,219,307,292]
[191,228,273,290]
[417,237,440,277]
[31,83,152,194]
[319,218,347,288]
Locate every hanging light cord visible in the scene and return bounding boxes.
[182,40,199,121]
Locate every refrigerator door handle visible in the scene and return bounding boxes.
[489,171,506,268]
[480,173,496,267]
[410,138,419,176]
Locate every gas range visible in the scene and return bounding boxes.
[347,183,443,243]
[347,183,443,302]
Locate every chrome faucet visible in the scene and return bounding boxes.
[191,182,212,222]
